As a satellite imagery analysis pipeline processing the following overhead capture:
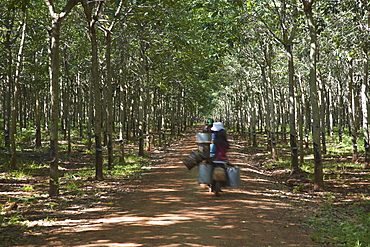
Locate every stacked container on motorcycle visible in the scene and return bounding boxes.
[183,132,241,196]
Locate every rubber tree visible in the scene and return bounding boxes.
[100,0,125,169]
[302,0,324,191]
[253,41,277,160]
[346,58,360,162]
[10,10,27,170]
[363,50,370,168]
[82,0,104,180]
[44,0,80,197]
[363,6,370,168]
[256,0,301,174]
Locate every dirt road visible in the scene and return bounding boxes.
[14,129,319,247]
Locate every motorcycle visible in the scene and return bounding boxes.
[209,160,228,196]
[183,133,240,197]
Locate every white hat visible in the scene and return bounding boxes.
[211,122,225,131]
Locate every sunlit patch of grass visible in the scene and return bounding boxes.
[65,166,95,179]
[21,185,34,191]
[300,161,314,173]
[63,178,84,190]
[27,161,48,169]
[84,149,94,154]
[273,159,291,169]
[6,168,29,179]
[124,155,146,164]
[308,202,370,246]
[107,163,150,178]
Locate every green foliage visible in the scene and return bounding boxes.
[5,168,28,179]
[308,202,370,246]
[107,163,147,178]
[21,185,34,191]
[63,178,84,191]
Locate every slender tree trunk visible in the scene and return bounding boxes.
[4,19,13,150]
[86,83,93,150]
[347,59,359,162]
[34,54,42,148]
[303,0,324,191]
[250,96,257,147]
[297,75,305,165]
[44,0,79,196]
[338,92,344,143]
[363,47,370,168]
[48,18,62,197]
[35,91,42,147]
[319,75,327,154]
[83,0,104,180]
[286,44,300,175]
[105,30,114,169]
[10,13,27,170]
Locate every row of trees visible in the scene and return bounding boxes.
[211,0,369,191]
[1,0,369,195]
[1,0,218,196]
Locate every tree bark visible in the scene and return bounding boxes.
[48,18,62,197]
[82,0,104,180]
[302,0,324,191]
[286,43,300,175]
[363,45,370,168]
[105,30,114,169]
[346,59,360,162]
[44,0,79,197]
[10,12,27,170]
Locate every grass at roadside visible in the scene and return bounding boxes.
[307,201,370,246]
[0,154,149,229]
[240,129,369,247]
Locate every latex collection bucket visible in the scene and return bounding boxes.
[198,163,213,184]
[196,133,211,143]
[183,150,203,170]
[226,166,241,187]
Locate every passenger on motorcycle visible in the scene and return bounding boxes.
[211,122,229,162]
[209,122,230,193]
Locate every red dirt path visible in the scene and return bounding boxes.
[12,128,319,247]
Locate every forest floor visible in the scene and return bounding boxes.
[1,125,369,246]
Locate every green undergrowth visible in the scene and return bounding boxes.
[307,202,370,246]
[0,154,150,228]
[241,128,369,246]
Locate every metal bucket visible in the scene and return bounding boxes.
[226,166,241,187]
[198,163,213,184]
[183,150,203,170]
[196,133,211,143]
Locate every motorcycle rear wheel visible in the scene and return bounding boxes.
[214,181,221,197]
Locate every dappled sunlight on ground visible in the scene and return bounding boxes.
[14,129,318,247]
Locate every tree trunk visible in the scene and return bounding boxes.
[347,59,359,162]
[286,44,300,175]
[363,46,370,168]
[44,0,79,196]
[105,30,114,169]
[303,0,324,191]
[319,75,327,154]
[48,18,62,197]
[4,17,13,150]
[35,91,42,148]
[83,0,104,180]
[297,75,305,165]
[10,13,27,170]
[86,83,93,150]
